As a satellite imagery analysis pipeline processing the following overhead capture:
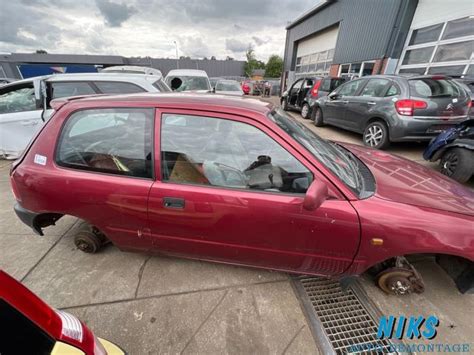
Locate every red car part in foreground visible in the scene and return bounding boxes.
[0,270,125,355]
[10,93,474,295]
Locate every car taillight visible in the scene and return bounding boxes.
[57,310,84,343]
[395,99,427,116]
[310,80,321,96]
[468,100,472,109]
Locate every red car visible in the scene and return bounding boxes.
[0,270,125,354]
[10,93,474,295]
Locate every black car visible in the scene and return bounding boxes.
[312,75,471,149]
[281,76,345,119]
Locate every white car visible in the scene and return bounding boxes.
[0,72,170,159]
[101,65,163,76]
[165,69,211,93]
[214,79,244,96]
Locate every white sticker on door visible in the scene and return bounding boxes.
[34,154,47,166]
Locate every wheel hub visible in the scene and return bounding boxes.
[302,105,308,117]
[365,126,383,146]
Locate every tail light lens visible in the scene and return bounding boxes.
[57,310,84,343]
[310,80,322,96]
[468,100,472,109]
[395,99,427,116]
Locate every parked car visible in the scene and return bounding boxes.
[455,77,474,118]
[101,65,163,76]
[165,69,211,93]
[0,270,125,354]
[281,77,345,119]
[209,77,224,89]
[0,78,15,87]
[213,79,244,96]
[424,119,474,183]
[312,75,471,149]
[0,72,171,159]
[10,93,474,295]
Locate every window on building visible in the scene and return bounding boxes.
[428,65,468,76]
[161,114,313,193]
[398,16,474,78]
[57,108,154,178]
[402,47,434,65]
[433,40,474,62]
[51,82,96,99]
[409,23,443,45]
[442,17,474,40]
[361,62,375,76]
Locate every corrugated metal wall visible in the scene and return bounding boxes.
[284,0,417,70]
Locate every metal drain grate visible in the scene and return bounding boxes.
[293,276,400,355]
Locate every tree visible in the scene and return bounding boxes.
[243,46,265,77]
[35,49,48,54]
[264,55,283,78]
[225,56,234,61]
[210,56,216,60]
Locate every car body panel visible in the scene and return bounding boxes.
[341,142,474,216]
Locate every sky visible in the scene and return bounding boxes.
[0,0,316,62]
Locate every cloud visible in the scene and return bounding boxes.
[96,0,137,27]
[225,38,249,53]
[1,0,315,61]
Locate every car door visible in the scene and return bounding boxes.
[328,78,367,129]
[147,110,360,276]
[288,79,303,107]
[344,78,390,132]
[0,82,43,159]
[297,78,314,108]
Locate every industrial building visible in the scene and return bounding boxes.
[283,0,473,88]
[0,53,245,79]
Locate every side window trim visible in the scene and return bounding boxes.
[158,111,315,196]
[55,107,155,180]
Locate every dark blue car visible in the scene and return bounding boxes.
[424,119,474,183]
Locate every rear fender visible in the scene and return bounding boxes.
[431,139,474,161]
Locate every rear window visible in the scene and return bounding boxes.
[409,78,461,98]
[152,79,171,92]
[93,81,145,94]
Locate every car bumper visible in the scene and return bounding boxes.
[390,115,468,142]
[14,202,44,236]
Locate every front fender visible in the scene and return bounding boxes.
[431,139,474,161]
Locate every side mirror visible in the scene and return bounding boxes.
[303,180,328,211]
[328,92,339,100]
[212,87,216,93]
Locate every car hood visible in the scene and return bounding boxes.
[340,143,474,216]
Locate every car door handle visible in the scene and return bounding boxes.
[367,101,376,105]
[342,100,349,104]
[163,197,185,209]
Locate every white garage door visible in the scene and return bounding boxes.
[295,25,339,76]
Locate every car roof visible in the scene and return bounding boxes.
[0,73,161,88]
[166,69,209,77]
[58,92,272,115]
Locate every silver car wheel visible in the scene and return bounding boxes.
[301,104,309,118]
[365,125,384,147]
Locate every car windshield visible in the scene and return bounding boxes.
[268,108,362,193]
[216,81,241,91]
[166,76,210,91]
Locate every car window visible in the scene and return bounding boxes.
[57,108,154,179]
[152,79,171,92]
[360,79,390,97]
[216,81,241,91]
[161,114,313,193]
[409,78,460,98]
[385,84,400,97]
[166,76,211,91]
[290,79,303,93]
[51,82,96,99]
[337,79,365,96]
[303,79,313,88]
[0,84,36,114]
[93,81,146,94]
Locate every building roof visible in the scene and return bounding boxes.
[286,0,334,29]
